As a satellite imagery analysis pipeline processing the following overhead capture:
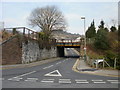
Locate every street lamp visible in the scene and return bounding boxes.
[81,16,87,60]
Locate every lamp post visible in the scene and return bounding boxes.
[81,16,86,60]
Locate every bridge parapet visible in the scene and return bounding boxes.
[56,39,81,47]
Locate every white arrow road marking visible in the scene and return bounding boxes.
[44,70,62,77]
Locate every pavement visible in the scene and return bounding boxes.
[75,58,120,78]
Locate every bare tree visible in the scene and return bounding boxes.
[28,6,67,37]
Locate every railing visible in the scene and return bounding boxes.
[3,27,39,40]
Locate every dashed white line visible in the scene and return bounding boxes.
[76,82,89,84]
[93,82,106,84]
[41,80,54,83]
[92,80,103,81]
[107,80,118,82]
[25,78,38,82]
[75,80,87,81]
[59,79,71,80]
[42,79,54,80]
[43,65,53,69]
[59,81,71,83]
[110,82,120,84]
[59,79,71,83]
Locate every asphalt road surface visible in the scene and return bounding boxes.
[2,48,119,88]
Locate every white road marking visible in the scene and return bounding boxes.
[24,78,38,81]
[13,71,36,78]
[93,82,106,84]
[110,82,120,84]
[56,62,61,65]
[75,80,87,81]
[59,79,71,83]
[44,70,62,77]
[92,80,103,81]
[27,78,38,80]
[43,65,53,69]
[59,81,71,83]
[42,79,54,80]
[41,80,54,83]
[24,79,37,82]
[59,79,71,81]
[107,80,118,82]
[8,78,23,81]
[76,82,89,84]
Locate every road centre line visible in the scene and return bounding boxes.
[13,71,36,78]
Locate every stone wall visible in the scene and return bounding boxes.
[22,40,57,64]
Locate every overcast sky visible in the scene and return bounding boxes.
[0,0,118,35]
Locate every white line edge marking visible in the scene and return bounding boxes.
[13,71,36,78]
